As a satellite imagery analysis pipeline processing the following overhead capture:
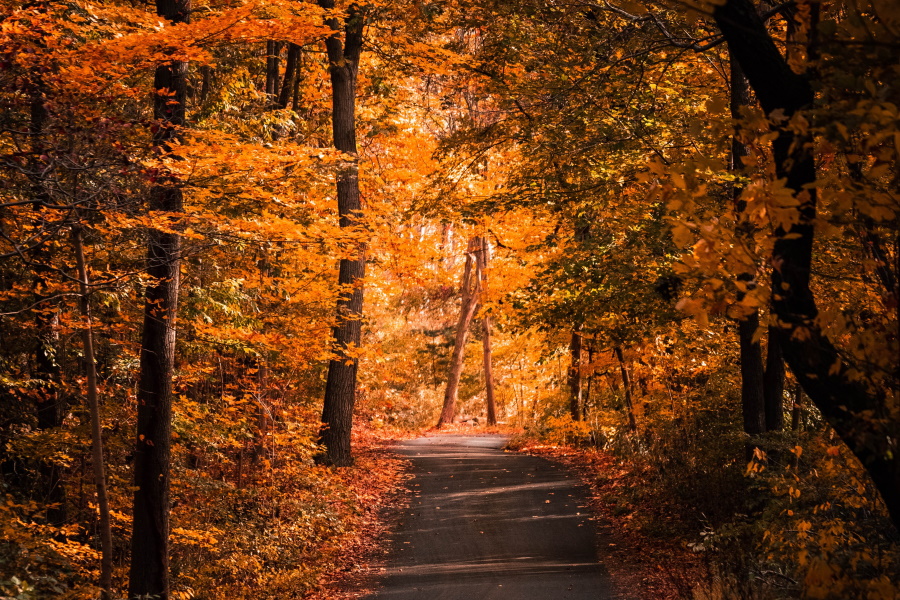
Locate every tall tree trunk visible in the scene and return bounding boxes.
[758,1,808,435]
[317,1,365,467]
[568,328,583,421]
[437,238,482,427]
[475,237,496,425]
[72,226,112,597]
[730,55,767,438]
[614,346,637,432]
[715,0,900,527]
[129,0,190,597]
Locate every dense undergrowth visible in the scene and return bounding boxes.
[1,421,406,600]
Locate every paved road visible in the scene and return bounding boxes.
[366,434,620,600]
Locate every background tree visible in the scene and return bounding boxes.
[317,0,367,467]
[129,0,191,595]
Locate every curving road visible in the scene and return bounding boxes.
[365,434,622,600]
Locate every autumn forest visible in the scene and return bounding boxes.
[0,0,898,598]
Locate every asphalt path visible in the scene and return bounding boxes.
[365,434,621,600]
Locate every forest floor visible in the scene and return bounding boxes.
[305,429,414,600]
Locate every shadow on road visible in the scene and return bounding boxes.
[365,434,622,600]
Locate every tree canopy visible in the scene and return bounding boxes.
[0,0,897,598]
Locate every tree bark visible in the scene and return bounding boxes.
[265,41,283,100]
[763,327,785,431]
[791,383,803,432]
[199,65,211,104]
[265,41,275,96]
[129,0,190,597]
[568,328,583,421]
[730,54,767,438]
[585,344,594,416]
[614,346,637,432]
[715,0,900,527]
[481,316,497,425]
[737,312,766,436]
[476,238,497,425]
[317,0,365,467]
[72,226,112,597]
[278,44,301,109]
[437,238,482,427]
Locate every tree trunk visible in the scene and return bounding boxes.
[791,383,803,432]
[265,42,274,95]
[614,346,637,432]
[730,54,767,438]
[199,65,212,104]
[585,344,594,417]
[568,328,583,421]
[763,327,785,431]
[265,41,283,100]
[481,315,497,425]
[278,44,301,109]
[715,0,900,527]
[317,1,365,467]
[72,226,112,597]
[129,0,190,597]
[475,237,496,425]
[737,311,766,436]
[437,238,482,427]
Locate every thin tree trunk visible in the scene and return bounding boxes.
[482,315,496,425]
[614,346,637,432]
[763,327,785,431]
[715,0,899,526]
[271,42,283,103]
[317,0,365,467]
[129,0,190,596]
[585,344,594,417]
[475,237,496,425]
[291,55,302,111]
[568,328,582,421]
[737,312,766,436]
[730,54,767,438]
[198,65,212,104]
[278,44,301,109]
[72,226,112,597]
[791,383,803,432]
[437,239,481,427]
[265,41,282,98]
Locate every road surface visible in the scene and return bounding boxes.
[365,434,621,600]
